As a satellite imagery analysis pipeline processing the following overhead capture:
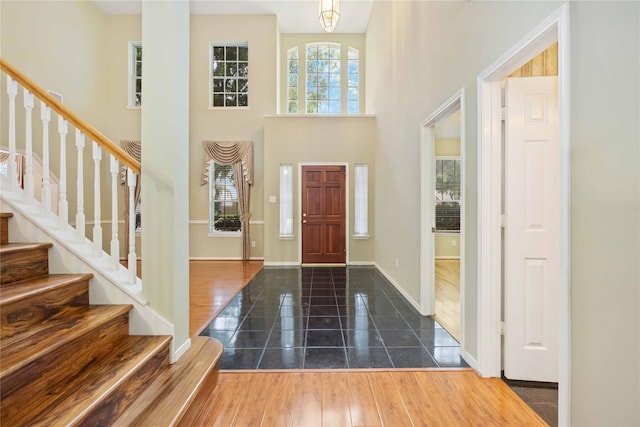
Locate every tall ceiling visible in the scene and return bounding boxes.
[92,0,374,33]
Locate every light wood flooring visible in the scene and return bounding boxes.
[434,259,461,342]
[191,370,548,426]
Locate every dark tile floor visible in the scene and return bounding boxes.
[200,266,469,370]
[503,377,559,426]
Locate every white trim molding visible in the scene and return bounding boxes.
[476,4,570,426]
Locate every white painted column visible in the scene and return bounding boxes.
[40,102,52,218]
[23,89,35,204]
[57,116,69,230]
[110,155,120,271]
[6,78,18,191]
[141,0,190,361]
[75,130,86,243]
[92,141,102,257]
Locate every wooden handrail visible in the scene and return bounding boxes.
[0,58,140,175]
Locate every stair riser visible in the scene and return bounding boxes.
[176,361,220,427]
[1,216,9,245]
[0,313,130,422]
[1,280,90,339]
[1,246,49,285]
[76,348,170,427]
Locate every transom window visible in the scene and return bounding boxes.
[211,44,248,108]
[129,43,142,107]
[305,43,341,114]
[434,158,461,231]
[209,161,241,233]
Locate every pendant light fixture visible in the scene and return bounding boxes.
[319,0,340,33]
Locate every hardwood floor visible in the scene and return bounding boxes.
[434,259,461,342]
[189,260,263,336]
[191,370,548,426]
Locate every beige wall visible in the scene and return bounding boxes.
[435,234,459,258]
[366,0,562,370]
[569,2,639,424]
[264,116,376,264]
[188,14,277,260]
[367,1,639,424]
[280,33,365,115]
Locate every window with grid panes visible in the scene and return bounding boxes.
[287,48,299,114]
[434,158,461,231]
[130,43,142,106]
[209,161,241,233]
[211,44,248,108]
[306,43,341,114]
[347,48,359,114]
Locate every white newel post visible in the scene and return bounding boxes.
[92,142,102,257]
[23,89,35,204]
[75,130,86,243]
[40,101,52,218]
[58,116,69,230]
[110,155,120,271]
[6,77,18,190]
[127,168,137,284]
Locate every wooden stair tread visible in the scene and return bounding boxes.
[20,335,172,426]
[0,273,93,305]
[0,242,53,255]
[0,304,132,379]
[113,336,223,427]
[0,213,14,218]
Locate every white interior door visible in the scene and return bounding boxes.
[504,76,559,382]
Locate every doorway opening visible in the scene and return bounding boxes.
[420,89,466,350]
[477,4,570,425]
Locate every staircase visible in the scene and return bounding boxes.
[0,212,223,426]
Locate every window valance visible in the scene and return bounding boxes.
[200,140,253,186]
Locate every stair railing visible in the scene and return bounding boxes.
[1,58,140,288]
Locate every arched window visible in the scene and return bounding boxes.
[348,47,359,114]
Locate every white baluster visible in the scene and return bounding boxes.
[58,116,69,230]
[127,168,137,284]
[110,155,120,271]
[6,77,18,190]
[40,101,52,218]
[92,142,102,257]
[75,130,86,243]
[23,89,35,204]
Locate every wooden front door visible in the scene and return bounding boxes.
[301,166,346,264]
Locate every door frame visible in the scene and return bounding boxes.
[298,162,350,265]
[476,3,570,425]
[419,89,466,350]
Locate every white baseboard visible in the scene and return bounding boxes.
[348,261,375,266]
[171,337,191,364]
[188,257,265,261]
[263,261,300,267]
[373,262,423,314]
[461,348,478,372]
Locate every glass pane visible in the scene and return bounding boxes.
[349,73,359,87]
[318,101,329,114]
[135,62,142,76]
[328,86,340,100]
[213,94,224,106]
[348,60,359,74]
[238,80,248,93]
[213,46,225,60]
[306,46,318,60]
[225,79,237,92]
[329,60,340,74]
[135,46,142,60]
[329,73,340,85]
[306,101,318,114]
[226,46,237,61]
[238,62,248,77]
[348,87,358,101]
[226,62,237,77]
[288,87,297,100]
[213,78,224,93]
[135,93,141,106]
[225,94,237,106]
[307,86,318,100]
[288,101,297,113]
[318,45,329,59]
[288,60,298,74]
[329,46,340,60]
[238,46,248,61]
[135,78,141,93]
[317,60,328,73]
[238,94,248,107]
[348,48,358,60]
[306,60,316,75]
[213,61,225,76]
[288,74,297,86]
[348,101,358,115]
[328,101,340,114]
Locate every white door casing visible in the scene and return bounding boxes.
[504,76,559,382]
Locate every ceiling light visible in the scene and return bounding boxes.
[319,0,340,33]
